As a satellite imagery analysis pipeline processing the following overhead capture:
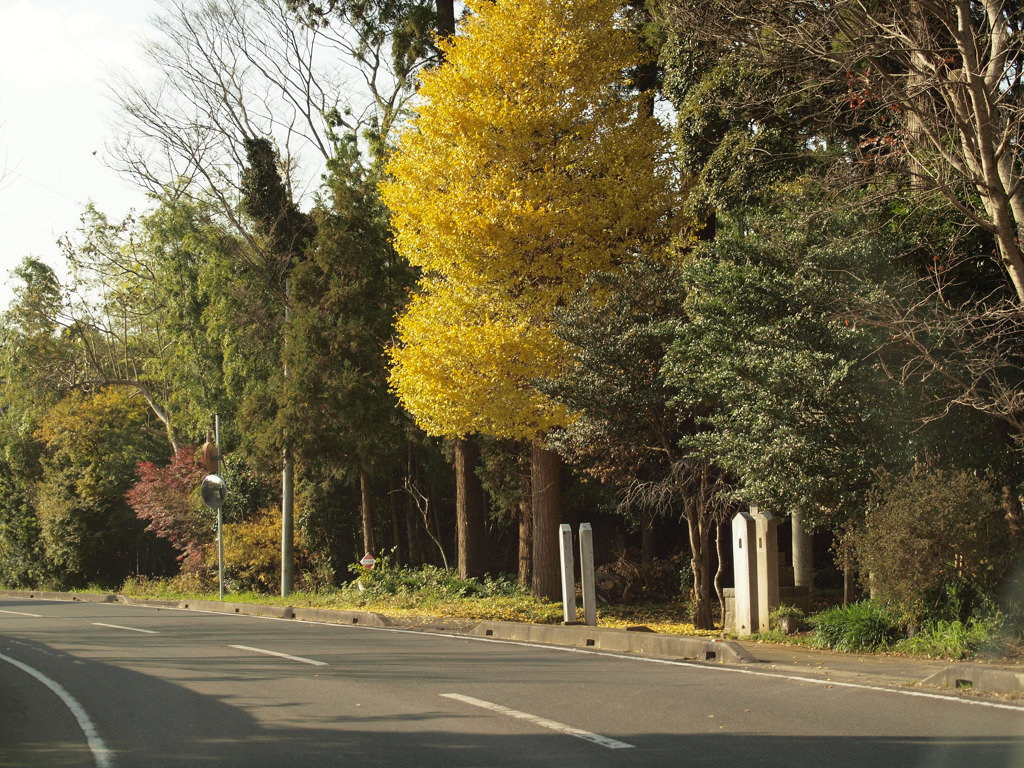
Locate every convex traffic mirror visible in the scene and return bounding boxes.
[201,474,227,510]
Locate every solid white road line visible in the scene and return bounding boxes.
[92,623,158,634]
[440,693,635,749]
[229,644,327,666]
[0,651,113,768]
[0,609,42,617]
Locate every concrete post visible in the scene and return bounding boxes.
[731,509,758,637]
[579,523,597,627]
[752,506,780,633]
[559,524,577,623]
[792,510,814,597]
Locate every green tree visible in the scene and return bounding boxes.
[133,195,238,436]
[0,456,49,588]
[4,204,236,457]
[663,201,898,528]
[544,260,728,628]
[282,133,416,564]
[657,0,1024,452]
[237,136,315,595]
[0,258,68,587]
[35,388,167,587]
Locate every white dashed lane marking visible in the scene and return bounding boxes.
[440,693,636,749]
[229,644,327,666]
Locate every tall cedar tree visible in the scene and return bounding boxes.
[283,135,416,562]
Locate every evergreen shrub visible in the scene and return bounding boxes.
[854,467,1015,624]
[812,600,902,652]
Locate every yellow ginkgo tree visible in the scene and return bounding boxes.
[382,0,683,598]
[390,278,570,440]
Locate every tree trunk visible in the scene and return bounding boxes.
[406,503,424,565]
[530,441,561,600]
[791,510,814,600]
[684,466,714,630]
[843,550,856,605]
[281,446,294,597]
[714,519,725,622]
[389,484,405,564]
[517,497,532,586]
[435,0,455,39]
[359,469,374,557]
[641,514,655,565]
[686,507,714,630]
[455,436,488,578]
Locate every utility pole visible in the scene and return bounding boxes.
[281,282,294,597]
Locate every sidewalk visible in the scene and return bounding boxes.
[731,638,1024,697]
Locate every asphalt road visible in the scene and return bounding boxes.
[1,598,1022,768]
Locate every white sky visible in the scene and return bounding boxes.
[0,0,161,310]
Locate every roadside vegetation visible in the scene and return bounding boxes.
[119,558,720,636]
[3,1,1024,667]
[751,600,1019,662]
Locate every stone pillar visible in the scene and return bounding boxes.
[752,506,780,634]
[791,510,814,597]
[731,509,758,637]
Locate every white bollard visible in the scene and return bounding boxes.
[559,524,577,623]
[579,523,597,627]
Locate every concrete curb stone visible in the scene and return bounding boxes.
[470,620,757,664]
[920,663,1024,696]
[1,590,118,603]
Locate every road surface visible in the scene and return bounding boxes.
[1,597,1021,767]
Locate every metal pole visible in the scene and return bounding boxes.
[579,523,597,627]
[216,415,224,601]
[559,524,576,623]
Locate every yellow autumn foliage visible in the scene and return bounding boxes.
[382,0,683,438]
[390,278,569,439]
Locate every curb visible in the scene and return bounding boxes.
[1,590,392,628]
[471,620,758,664]
[920,663,1024,696]
[1,590,119,603]
[130,597,394,628]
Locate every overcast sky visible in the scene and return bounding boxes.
[0,0,161,310]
